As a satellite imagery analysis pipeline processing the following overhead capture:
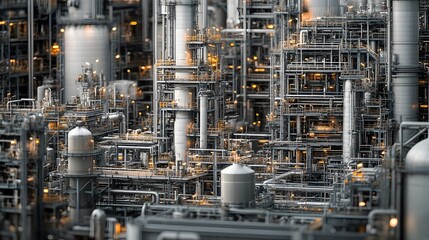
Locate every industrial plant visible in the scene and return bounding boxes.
[0,0,428,239]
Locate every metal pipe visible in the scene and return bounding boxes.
[156,231,201,240]
[28,0,34,98]
[109,189,160,204]
[263,170,303,185]
[343,80,353,165]
[200,94,208,149]
[366,209,396,234]
[259,185,333,192]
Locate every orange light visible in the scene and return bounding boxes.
[0,21,6,25]
[115,223,121,234]
[389,218,398,228]
[130,21,138,26]
[267,24,274,29]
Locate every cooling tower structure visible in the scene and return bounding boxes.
[66,124,96,223]
[63,0,110,103]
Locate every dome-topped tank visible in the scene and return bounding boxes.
[221,163,255,208]
[405,138,429,240]
[68,125,93,174]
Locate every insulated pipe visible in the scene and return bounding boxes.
[366,209,396,234]
[263,170,303,185]
[89,209,106,240]
[109,189,160,204]
[392,0,419,142]
[199,94,208,149]
[343,80,353,165]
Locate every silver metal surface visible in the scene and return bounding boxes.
[64,25,110,102]
[392,0,419,142]
[343,80,353,165]
[305,0,340,19]
[405,138,429,240]
[221,164,255,208]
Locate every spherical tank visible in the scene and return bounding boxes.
[64,24,110,102]
[68,126,94,174]
[221,163,255,208]
[405,138,429,240]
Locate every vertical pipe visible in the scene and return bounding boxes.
[20,119,29,240]
[242,0,247,122]
[343,80,352,165]
[200,94,208,149]
[153,0,159,133]
[296,115,302,139]
[28,0,34,98]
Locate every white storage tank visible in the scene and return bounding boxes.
[405,138,429,240]
[68,126,94,174]
[221,163,255,208]
[67,125,94,223]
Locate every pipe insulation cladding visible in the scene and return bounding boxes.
[343,80,353,165]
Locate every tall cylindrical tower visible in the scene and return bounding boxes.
[173,0,195,170]
[392,0,419,141]
[63,0,110,102]
[67,125,95,223]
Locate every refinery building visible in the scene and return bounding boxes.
[0,0,428,239]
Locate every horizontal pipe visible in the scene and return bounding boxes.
[366,209,396,234]
[108,189,159,204]
[263,170,303,185]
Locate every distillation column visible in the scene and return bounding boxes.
[173,0,195,169]
[392,0,419,141]
[63,0,110,102]
[67,125,95,223]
